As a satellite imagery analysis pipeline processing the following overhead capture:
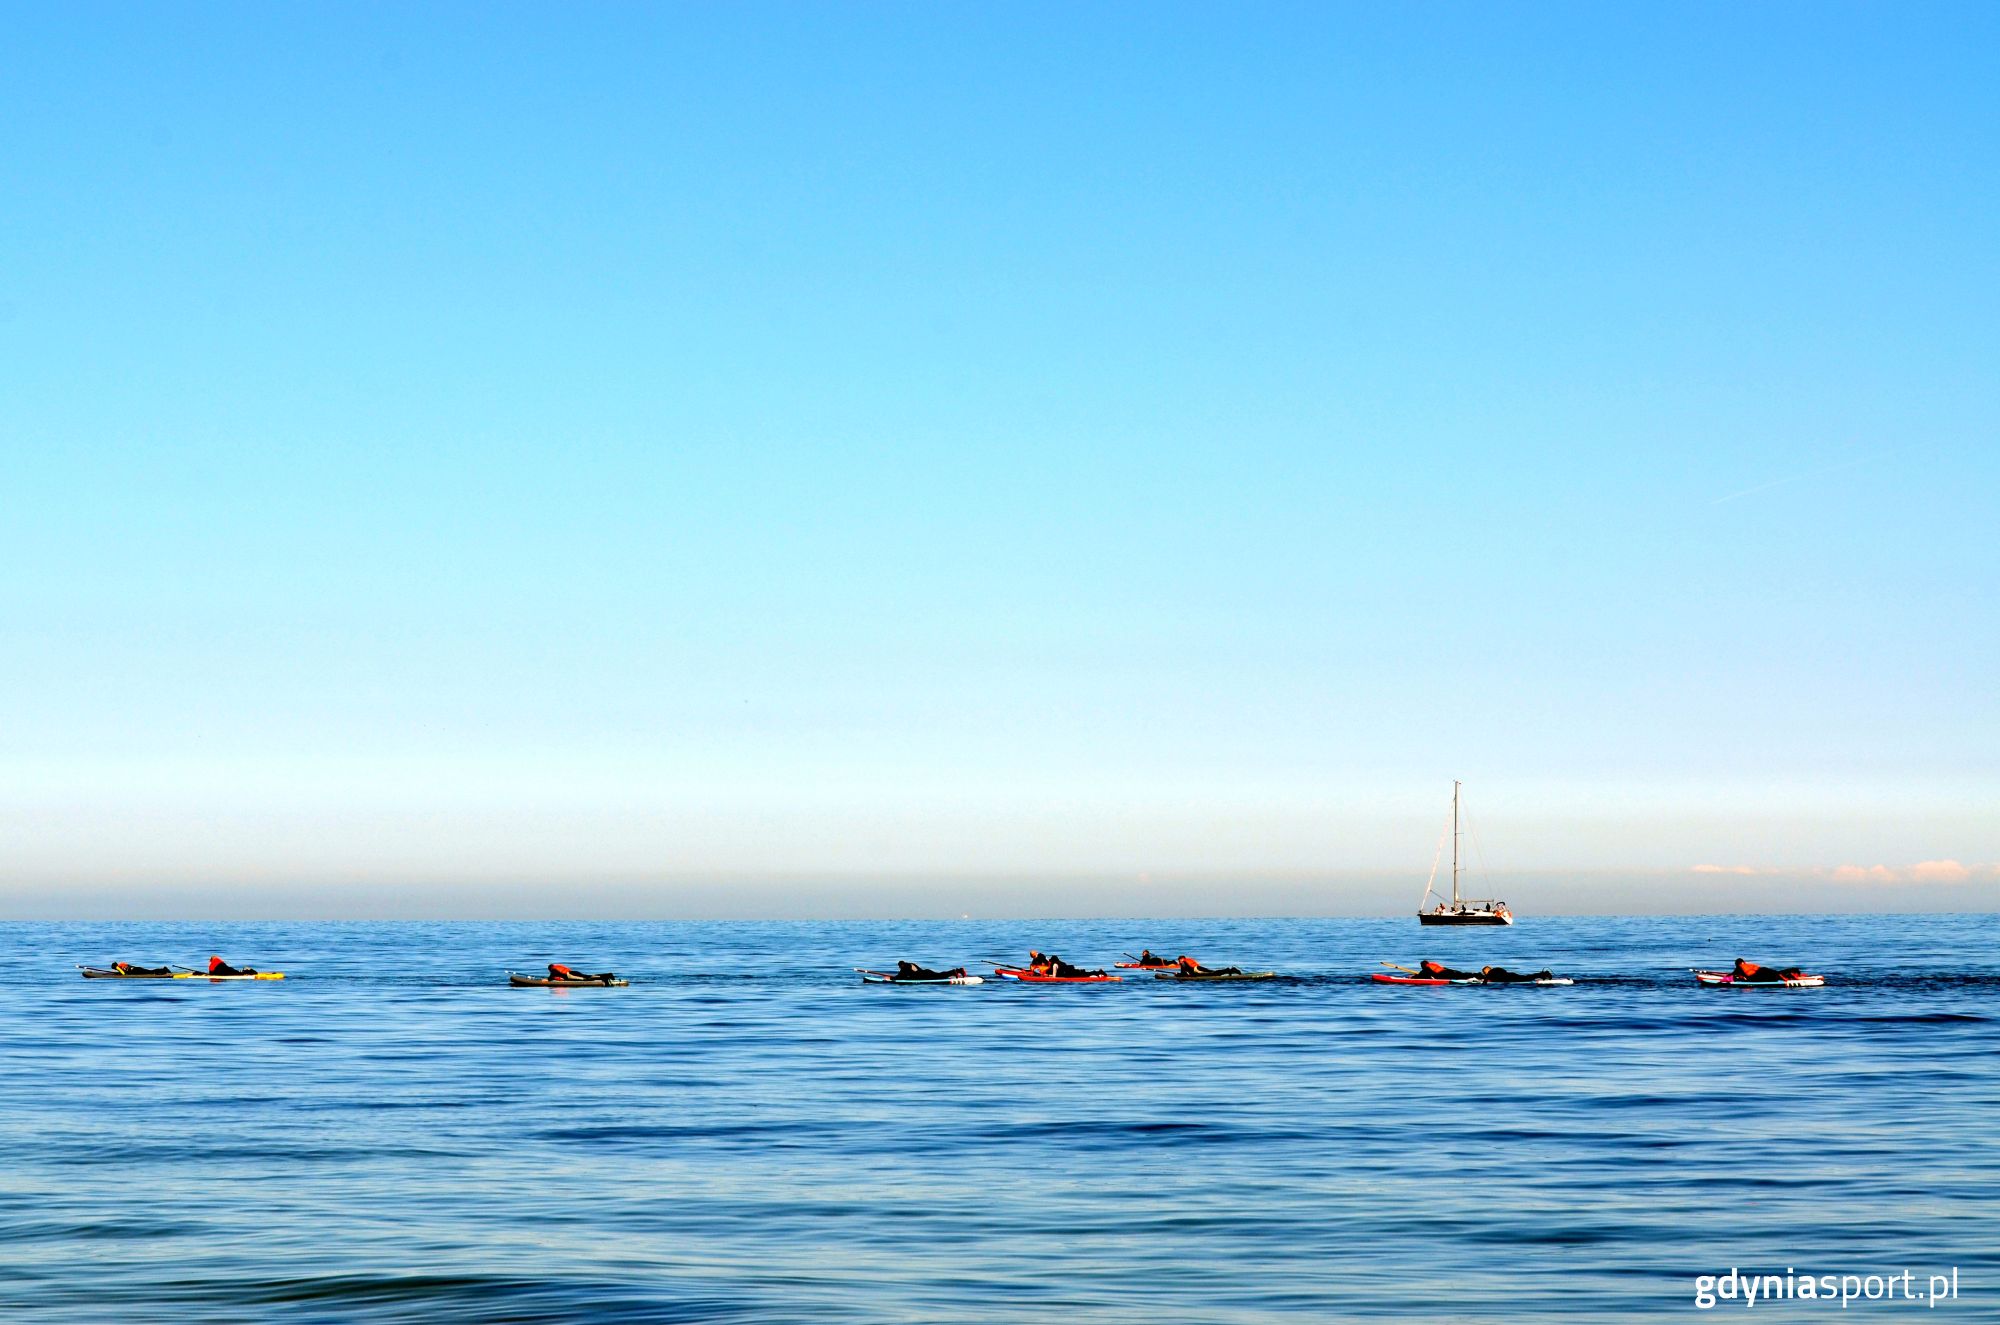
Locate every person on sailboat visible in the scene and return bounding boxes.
[1416,959,1479,981]
[1731,958,1805,984]
[1476,965,1554,984]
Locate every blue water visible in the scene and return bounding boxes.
[2,915,1994,1322]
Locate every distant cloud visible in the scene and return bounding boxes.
[1692,864,1765,875]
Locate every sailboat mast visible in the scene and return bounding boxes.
[1451,780,1461,905]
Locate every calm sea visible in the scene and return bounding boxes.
[2,914,1994,1322]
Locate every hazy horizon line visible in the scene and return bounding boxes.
[8,908,1996,923]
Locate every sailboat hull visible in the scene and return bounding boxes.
[1418,909,1513,926]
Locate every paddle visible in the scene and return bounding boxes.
[1380,961,1420,974]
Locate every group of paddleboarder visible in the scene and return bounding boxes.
[83,951,1822,987]
[1376,955,1818,987]
[94,956,265,978]
[869,948,1266,983]
[1407,960,1557,984]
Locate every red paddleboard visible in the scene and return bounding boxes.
[1371,973,1454,985]
[993,967,1121,983]
[1693,969,1825,988]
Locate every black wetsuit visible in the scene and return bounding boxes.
[112,963,171,977]
[1417,964,1479,981]
[209,961,256,977]
[895,962,966,981]
[1047,958,1104,978]
[1476,967,1553,984]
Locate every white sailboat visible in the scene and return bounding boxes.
[1417,780,1513,926]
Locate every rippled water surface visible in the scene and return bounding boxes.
[3,915,1995,1321]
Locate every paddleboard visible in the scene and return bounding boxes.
[993,967,1121,983]
[508,972,628,987]
[1693,970,1824,988]
[81,966,284,979]
[1153,970,1277,981]
[1371,973,1571,986]
[1115,962,1176,969]
[857,970,984,985]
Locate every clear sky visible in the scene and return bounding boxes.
[2,3,1995,916]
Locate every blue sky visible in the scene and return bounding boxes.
[2,3,1995,914]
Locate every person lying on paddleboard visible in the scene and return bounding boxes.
[1476,965,1554,984]
[111,961,172,976]
[1139,949,1171,965]
[208,956,259,976]
[547,962,618,983]
[1416,959,1480,981]
[895,961,969,980]
[1027,951,1105,978]
[1175,955,1244,977]
[1731,958,1806,983]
